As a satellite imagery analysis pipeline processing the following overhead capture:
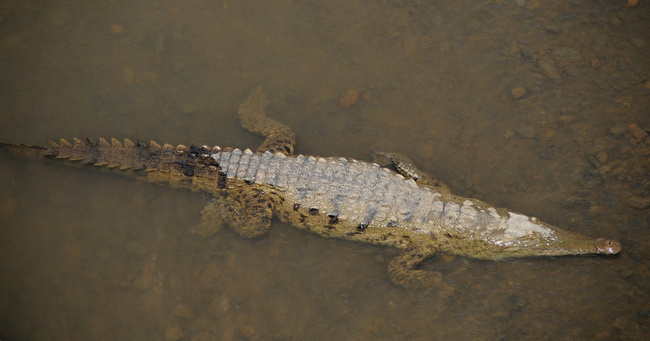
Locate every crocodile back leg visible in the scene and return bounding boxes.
[195,187,274,238]
[238,87,296,155]
[193,88,291,241]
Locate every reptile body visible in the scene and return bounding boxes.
[1,88,621,288]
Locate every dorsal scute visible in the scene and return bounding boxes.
[145,140,162,171]
[94,138,111,166]
[44,140,60,156]
[150,140,161,150]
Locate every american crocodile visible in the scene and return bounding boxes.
[1,88,621,289]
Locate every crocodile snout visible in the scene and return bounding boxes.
[595,238,622,255]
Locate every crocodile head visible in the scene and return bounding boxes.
[487,229,622,259]
[451,211,622,259]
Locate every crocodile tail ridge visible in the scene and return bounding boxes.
[43,138,221,179]
[45,137,169,170]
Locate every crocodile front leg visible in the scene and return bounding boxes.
[373,151,450,194]
[388,244,440,288]
[194,188,274,238]
[387,244,454,297]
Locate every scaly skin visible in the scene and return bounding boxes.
[0,88,622,290]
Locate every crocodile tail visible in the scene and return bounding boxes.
[4,138,223,192]
[0,141,49,161]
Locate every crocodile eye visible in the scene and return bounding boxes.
[357,224,367,230]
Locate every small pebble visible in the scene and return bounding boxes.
[557,115,575,124]
[538,58,562,82]
[0,199,16,219]
[578,170,602,188]
[592,36,608,51]
[126,241,147,255]
[553,47,584,66]
[626,0,639,8]
[111,24,126,36]
[239,325,256,339]
[210,295,231,316]
[590,55,603,69]
[595,150,608,164]
[516,125,536,138]
[510,86,527,99]
[339,90,360,108]
[172,62,185,73]
[588,205,603,217]
[546,24,560,34]
[626,196,650,210]
[645,80,650,89]
[588,154,603,171]
[439,41,450,52]
[165,326,184,341]
[519,47,535,61]
[630,37,646,48]
[181,103,197,115]
[526,0,541,9]
[564,65,581,76]
[174,304,193,319]
[65,243,82,258]
[123,66,135,84]
[563,196,591,208]
[612,317,629,330]
[628,123,647,142]
[134,269,155,290]
[610,126,627,137]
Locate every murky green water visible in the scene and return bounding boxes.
[1,1,648,340]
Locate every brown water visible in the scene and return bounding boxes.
[1,1,648,340]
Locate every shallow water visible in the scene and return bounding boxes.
[1,1,648,340]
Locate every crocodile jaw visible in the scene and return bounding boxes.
[482,226,622,259]
[449,211,623,259]
[503,237,621,258]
